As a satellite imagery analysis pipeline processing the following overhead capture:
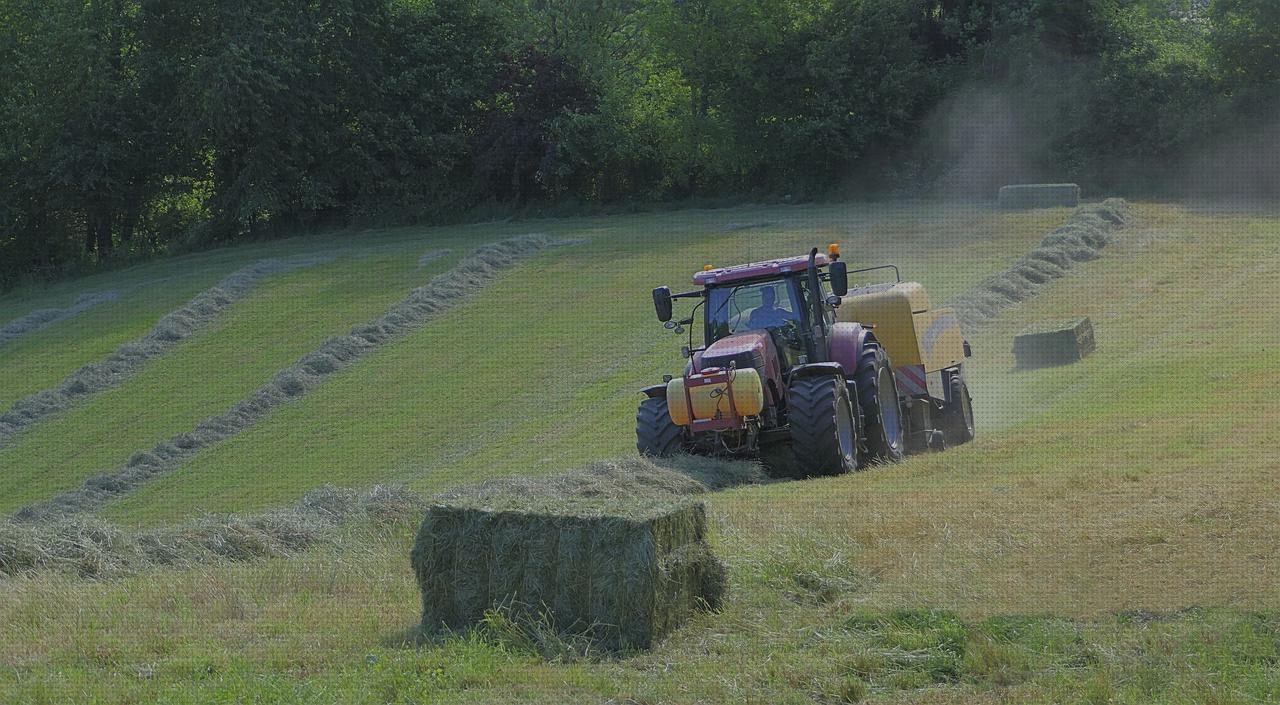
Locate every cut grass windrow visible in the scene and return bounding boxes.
[11,235,576,522]
[0,257,330,447]
[0,455,757,580]
[0,291,120,347]
[947,198,1135,330]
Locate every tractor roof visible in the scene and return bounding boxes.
[693,253,829,286]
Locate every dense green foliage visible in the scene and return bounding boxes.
[0,0,1275,286]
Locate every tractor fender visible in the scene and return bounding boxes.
[789,362,845,380]
[640,383,667,399]
[829,322,872,376]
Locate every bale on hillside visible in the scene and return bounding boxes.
[998,184,1081,209]
[411,460,730,652]
[1013,317,1096,369]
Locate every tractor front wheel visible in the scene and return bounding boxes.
[636,396,683,457]
[787,375,858,477]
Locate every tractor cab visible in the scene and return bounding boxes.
[651,250,847,355]
[697,254,838,372]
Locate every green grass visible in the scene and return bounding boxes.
[0,247,464,512]
[2,524,1278,704]
[95,201,1061,525]
[2,199,1278,703]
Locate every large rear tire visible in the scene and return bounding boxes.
[787,375,858,477]
[855,343,905,465]
[636,396,683,457]
[940,374,975,446]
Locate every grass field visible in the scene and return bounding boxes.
[7,201,1065,523]
[2,199,1278,703]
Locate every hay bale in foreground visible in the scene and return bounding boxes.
[411,463,729,652]
[998,184,1081,209]
[1014,317,1096,368]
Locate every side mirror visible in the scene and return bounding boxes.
[829,261,849,296]
[653,286,673,322]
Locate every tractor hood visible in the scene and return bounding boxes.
[696,331,784,407]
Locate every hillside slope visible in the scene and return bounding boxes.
[2,201,1277,704]
[2,202,1064,523]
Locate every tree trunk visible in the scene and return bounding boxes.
[85,208,114,257]
[96,218,113,256]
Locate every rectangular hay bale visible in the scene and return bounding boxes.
[410,492,724,652]
[998,184,1081,209]
[1013,316,1096,368]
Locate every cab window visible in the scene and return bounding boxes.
[705,281,800,343]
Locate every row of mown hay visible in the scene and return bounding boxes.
[0,485,424,579]
[412,456,757,652]
[947,198,1135,330]
[0,455,759,584]
[0,257,329,447]
[12,236,575,522]
[0,291,121,347]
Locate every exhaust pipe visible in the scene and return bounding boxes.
[807,248,829,362]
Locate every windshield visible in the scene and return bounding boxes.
[705,280,801,343]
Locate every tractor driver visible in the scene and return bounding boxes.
[748,287,795,330]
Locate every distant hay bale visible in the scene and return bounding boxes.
[998,184,1081,209]
[412,456,739,652]
[1013,317,1097,369]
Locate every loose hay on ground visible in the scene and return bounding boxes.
[0,456,757,587]
[0,485,423,578]
[413,457,738,652]
[13,235,576,522]
[0,257,328,447]
[948,199,1134,330]
[0,291,121,347]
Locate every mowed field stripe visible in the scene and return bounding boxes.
[12,235,577,522]
[0,257,330,447]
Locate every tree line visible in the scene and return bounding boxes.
[1,0,1276,288]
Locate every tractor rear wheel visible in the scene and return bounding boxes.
[940,374,975,446]
[787,375,858,477]
[636,396,683,457]
[855,343,905,465]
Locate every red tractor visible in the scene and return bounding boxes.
[637,246,974,477]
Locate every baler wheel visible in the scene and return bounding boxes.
[636,396,684,457]
[940,375,976,446]
[787,375,858,477]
